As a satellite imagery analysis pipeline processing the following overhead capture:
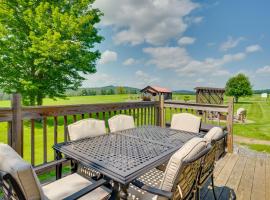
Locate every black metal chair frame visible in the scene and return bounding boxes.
[132,145,212,200]
[195,133,228,200]
[0,159,111,200]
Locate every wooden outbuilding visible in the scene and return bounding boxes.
[195,87,225,104]
[140,86,172,100]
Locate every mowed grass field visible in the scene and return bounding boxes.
[0,93,269,165]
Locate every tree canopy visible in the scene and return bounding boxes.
[0,0,103,105]
[225,73,253,102]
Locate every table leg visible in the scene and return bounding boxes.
[70,159,78,174]
[109,181,119,200]
[119,184,129,200]
[55,151,62,180]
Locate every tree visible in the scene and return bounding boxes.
[101,89,107,95]
[81,89,88,96]
[0,1,103,105]
[117,87,126,94]
[225,73,252,103]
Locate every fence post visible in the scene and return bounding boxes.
[226,97,234,153]
[159,94,165,127]
[11,93,23,156]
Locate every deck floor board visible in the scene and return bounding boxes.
[201,153,270,200]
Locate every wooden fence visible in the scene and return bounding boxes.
[0,94,234,174]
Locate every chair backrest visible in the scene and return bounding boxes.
[0,144,43,200]
[158,137,209,200]
[236,108,246,116]
[204,127,226,159]
[171,113,201,133]
[68,119,106,141]
[204,127,224,142]
[108,114,135,133]
[198,141,217,185]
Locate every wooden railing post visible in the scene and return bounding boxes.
[11,93,23,156]
[159,94,165,127]
[226,97,234,153]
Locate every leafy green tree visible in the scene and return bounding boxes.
[81,89,88,96]
[100,89,107,95]
[183,95,190,102]
[107,89,115,95]
[0,1,103,105]
[88,90,96,96]
[117,86,126,94]
[225,73,253,103]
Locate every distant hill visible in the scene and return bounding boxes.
[173,90,195,94]
[66,85,140,96]
[253,89,270,94]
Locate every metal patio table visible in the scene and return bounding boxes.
[53,125,203,200]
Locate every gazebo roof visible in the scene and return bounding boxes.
[141,86,172,94]
[194,87,225,93]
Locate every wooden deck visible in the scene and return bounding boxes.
[201,153,270,200]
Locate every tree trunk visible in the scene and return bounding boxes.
[235,96,238,103]
[37,93,43,106]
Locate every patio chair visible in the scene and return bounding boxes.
[204,127,227,159]
[68,119,107,180]
[196,140,218,200]
[68,118,106,141]
[235,108,246,123]
[129,137,210,200]
[108,114,135,133]
[170,113,201,133]
[0,143,110,200]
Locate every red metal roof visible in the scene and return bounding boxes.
[141,86,172,93]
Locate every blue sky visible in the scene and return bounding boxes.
[82,0,270,90]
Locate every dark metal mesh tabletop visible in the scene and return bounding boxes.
[54,126,202,184]
[119,125,203,147]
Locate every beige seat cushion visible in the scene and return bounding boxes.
[204,127,224,142]
[108,114,135,133]
[0,143,43,200]
[68,119,106,141]
[159,137,207,195]
[170,113,201,133]
[42,173,109,200]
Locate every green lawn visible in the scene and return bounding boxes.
[240,143,270,154]
[234,97,270,140]
[0,94,139,107]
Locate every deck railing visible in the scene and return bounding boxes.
[162,98,234,153]
[0,94,234,174]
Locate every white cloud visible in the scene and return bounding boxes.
[256,65,270,74]
[143,47,190,69]
[94,0,199,45]
[135,70,160,87]
[178,37,196,46]
[185,16,204,24]
[195,78,205,83]
[245,45,262,53]
[123,58,136,66]
[99,50,118,64]
[219,36,244,51]
[143,45,258,77]
[82,72,116,87]
[192,16,204,24]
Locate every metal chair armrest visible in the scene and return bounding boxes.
[132,179,173,199]
[63,178,109,200]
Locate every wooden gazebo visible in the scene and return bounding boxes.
[195,87,225,104]
[140,86,172,100]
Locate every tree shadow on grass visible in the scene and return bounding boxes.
[235,101,253,105]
